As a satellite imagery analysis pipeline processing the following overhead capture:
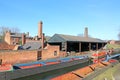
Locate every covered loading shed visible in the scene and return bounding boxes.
[48,34,107,52]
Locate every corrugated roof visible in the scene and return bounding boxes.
[23,42,42,50]
[48,34,106,43]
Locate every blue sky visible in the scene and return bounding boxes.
[0,0,120,40]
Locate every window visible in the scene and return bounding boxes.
[54,51,57,56]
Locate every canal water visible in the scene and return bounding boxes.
[13,61,92,80]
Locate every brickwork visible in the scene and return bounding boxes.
[4,31,21,45]
[0,42,15,50]
[42,45,60,60]
[59,51,66,57]
[0,44,61,64]
[38,21,42,38]
[0,50,38,64]
[4,31,11,45]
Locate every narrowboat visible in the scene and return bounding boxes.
[0,64,13,72]
[13,56,89,69]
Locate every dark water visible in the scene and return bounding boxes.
[14,61,92,80]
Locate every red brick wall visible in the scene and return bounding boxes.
[0,42,15,50]
[59,51,66,57]
[42,45,60,60]
[4,32,21,45]
[0,50,38,64]
[4,32,11,45]
[13,37,20,44]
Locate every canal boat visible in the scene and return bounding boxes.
[0,64,13,72]
[13,56,88,69]
[50,61,110,80]
[0,55,90,80]
[51,53,120,80]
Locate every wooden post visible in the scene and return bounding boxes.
[62,42,67,52]
[79,42,81,52]
[89,43,91,51]
[96,43,98,50]
[65,42,67,52]
[102,43,104,47]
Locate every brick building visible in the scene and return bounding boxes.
[4,31,30,45]
[109,40,120,45]
[48,28,107,52]
[4,21,43,45]
[0,42,15,50]
[0,21,61,64]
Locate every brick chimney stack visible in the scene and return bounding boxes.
[38,21,43,38]
[84,27,88,38]
[22,33,26,45]
[42,33,45,49]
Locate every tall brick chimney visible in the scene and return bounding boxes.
[42,33,45,49]
[22,33,26,45]
[84,27,88,38]
[38,21,43,38]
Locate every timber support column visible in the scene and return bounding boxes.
[79,42,81,52]
[65,42,67,52]
[102,43,104,47]
[62,42,67,52]
[96,43,98,50]
[89,43,91,51]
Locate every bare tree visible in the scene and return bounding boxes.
[0,26,20,40]
[0,26,9,40]
[0,26,9,35]
[11,27,20,33]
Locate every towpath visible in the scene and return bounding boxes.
[113,66,120,80]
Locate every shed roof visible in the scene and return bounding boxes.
[48,34,106,43]
[22,41,42,50]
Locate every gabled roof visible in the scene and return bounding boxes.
[48,34,106,43]
[23,42,42,50]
